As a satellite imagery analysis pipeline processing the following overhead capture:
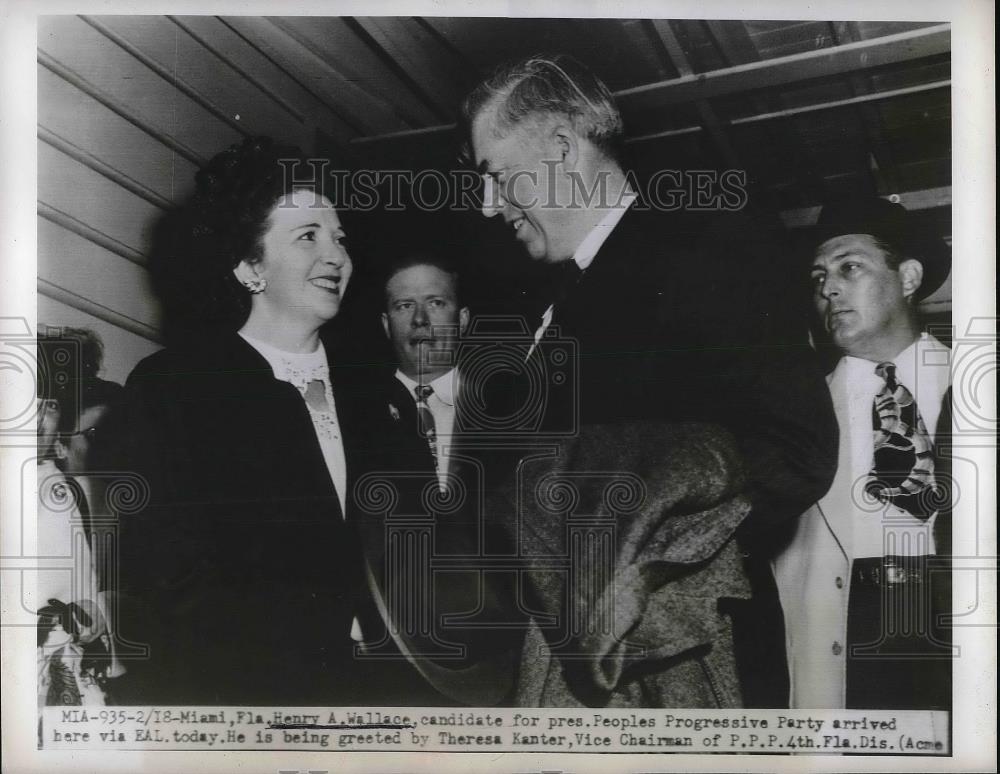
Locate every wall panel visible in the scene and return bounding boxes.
[85,15,313,150]
[38,64,199,206]
[38,218,161,333]
[39,15,242,163]
[38,140,162,261]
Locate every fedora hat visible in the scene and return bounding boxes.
[815,196,951,300]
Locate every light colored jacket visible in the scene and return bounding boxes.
[773,334,951,708]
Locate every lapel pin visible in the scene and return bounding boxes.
[388,403,400,421]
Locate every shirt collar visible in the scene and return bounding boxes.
[571,193,638,271]
[238,331,329,390]
[394,368,458,406]
[839,333,928,396]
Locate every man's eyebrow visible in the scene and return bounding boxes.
[814,250,860,268]
[289,222,321,231]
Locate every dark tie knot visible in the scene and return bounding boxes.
[559,259,583,281]
[414,384,434,403]
[875,361,898,390]
[551,259,584,301]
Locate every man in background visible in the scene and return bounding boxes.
[378,252,470,494]
[348,252,522,706]
[774,197,952,710]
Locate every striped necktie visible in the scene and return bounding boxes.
[414,384,439,472]
[865,361,938,519]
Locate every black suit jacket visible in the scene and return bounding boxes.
[361,375,438,499]
[107,333,365,705]
[537,205,838,531]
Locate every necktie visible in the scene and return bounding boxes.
[550,260,584,325]
[304,379,330,413]
[865,362,938,519]
[530,261,584,360]
[414,384,439,472]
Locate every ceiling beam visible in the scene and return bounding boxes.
[645,20,742,170]
[222,16,406,138]
[728,79,949,125]
[626,79,949,143]
[615,24,950,111]
[351,25,950,145]
[827,21,900,197]
[780,185,951,228]
[352,76,950,147]
[174,15,355,150]
[38,278,163,344]
[351,123,458,145]
[707,20,828,205]
[349,16,461,122]
[37,50,207,167]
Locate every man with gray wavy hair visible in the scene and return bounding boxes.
[462,54,629,267]
[461,55,837,708]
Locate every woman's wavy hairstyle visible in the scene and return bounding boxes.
[152,136,317,339]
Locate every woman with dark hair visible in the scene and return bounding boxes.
[109,136,366,705]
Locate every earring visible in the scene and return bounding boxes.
[240,275,267,294]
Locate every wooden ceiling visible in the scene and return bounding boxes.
[209,17,951,254]
[250,18,950,205]
[44,15,951,227]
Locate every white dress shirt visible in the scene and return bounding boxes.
[834,334,950,558]
[394,368,458,491]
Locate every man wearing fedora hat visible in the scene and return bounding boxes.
[773,196,952,711]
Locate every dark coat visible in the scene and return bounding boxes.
[106,332,366,705]
[541,205,839,529]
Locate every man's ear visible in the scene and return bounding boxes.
[549,122,580,169]
[458,307,470,335]
[380,312,390,339]
[53,438,68,460]
[898,258,924,300]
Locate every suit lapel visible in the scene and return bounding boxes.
[391,377,436,475]
[330,361,365,517]
[229,334,346,518]
[815,361,855,561]
[553,207,635,333]
[555,205,674,342]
